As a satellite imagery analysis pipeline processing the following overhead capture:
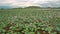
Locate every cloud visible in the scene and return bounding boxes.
[0,0,60,8]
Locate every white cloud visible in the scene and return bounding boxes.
[0,0,60,7]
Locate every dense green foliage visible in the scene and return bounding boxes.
[0,8,60,34]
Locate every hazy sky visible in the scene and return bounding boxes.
[0,0,60,8]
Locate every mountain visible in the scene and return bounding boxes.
[0,6,11,9]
